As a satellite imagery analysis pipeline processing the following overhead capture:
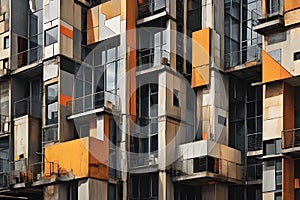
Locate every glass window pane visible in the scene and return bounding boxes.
[45,26,58,46]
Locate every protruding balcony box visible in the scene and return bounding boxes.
[67,91,120,119]
[44,137,109,181]
[252,5,284,35]
[172,140,243,184]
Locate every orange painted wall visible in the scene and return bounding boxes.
[283,157,294,200]
[285,0,300,12]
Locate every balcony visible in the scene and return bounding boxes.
[252,5,284,34]
[224,45,262,69]
[172,140,243,184]
[4,159,28,187]
[246,163,262,184]
[136,49,170,73]
[11,46,43,71]
[44,137,109,181]
[67,91,120,118]
[138,0,166,19]
[29,161,59,185]
[282,128,300,156]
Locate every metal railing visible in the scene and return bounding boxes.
[224,45,262,68]
[67,91,120,115]
[136,49,169,71]
[11,46,43,70]
[247,163,262,181]
[138,0,166,19]
[247,132,262,152]
[129,152,158,168]
[6,159,28,185]
[43,124,58,144]
[14,97,30,118]
[30,161,59,182]
[282,128,300,149]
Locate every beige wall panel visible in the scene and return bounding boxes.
[263,192,274,200]
[285,9,300,26]
[60,0,74,26]
[60,34,73,59]
[263,117,283,141]
[74,4,82,30]
[14,116,29,160]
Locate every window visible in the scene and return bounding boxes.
[46,83,58,124]
[45,26,58,46]
[294,52,300,61]
[2,58,8,69]
[3,36,8,49]
[264,139,282,155]
[108,184,116,200]
[266,0,280,15]
[129,174,158,200]
[173,89,179,107]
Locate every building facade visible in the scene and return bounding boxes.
[0,0,298,199]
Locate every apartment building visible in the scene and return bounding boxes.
[0,0,298,199]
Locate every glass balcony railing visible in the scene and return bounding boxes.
[138,0,166,19]
[67,91,120,115]
[136,49,169,71]
[225,45,262,68]
[11,46,43,70]
[282,128,300,149]
[251,4,283,26]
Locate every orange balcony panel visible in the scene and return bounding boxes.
[192,28,210,68]
[285,0,300,12]
[44,137,108,180]
[262,50,292,83]
[191,65,209,88]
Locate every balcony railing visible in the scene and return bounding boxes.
[247,132,262,152]
[30,161,59,182]
[138,0,166,19]
[11,46,43,70]
[282,128,300,149]
[251,3,283,25]
[67,91,120,115]
[247,163,262,181]
[14,97,30,118]
[129,152,158,169]
[137,49,169,71]
[5,159,28,185]
[224,45,262,68]
[43,124,58,144]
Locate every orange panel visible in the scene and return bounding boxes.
[60,25,73,39]
[191,65,209,88]
[60,94,73,107]
[283,83,294,130]
[126,0,137,116]
[101,0,121,20]
[44,138,89,179]
[285,0,300,12]
[192,28,210,68]
[283,158,294,200]
[262,50,292,83]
